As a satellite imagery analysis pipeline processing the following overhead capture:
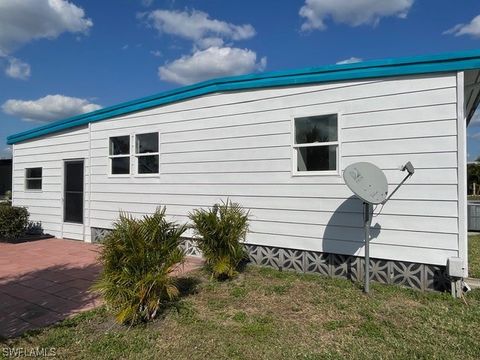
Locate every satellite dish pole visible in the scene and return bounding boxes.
[363,201,372,293]
[344,161,414,294]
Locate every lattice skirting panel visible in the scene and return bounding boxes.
[91,228,203,258]
[91,227,112,244]
[91,227,450,292]
[245,244,450,292]
[179,238,203,257]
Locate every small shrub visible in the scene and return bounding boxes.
[189,199,249,279]
[0,203,29,240]
[93,207,187,325]
[26,221,43,235]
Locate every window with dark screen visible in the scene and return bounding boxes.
[135,132,159,174]
[25,167,42,190]
[109,135,130,175]
[64,161,84,223]
[293,114,339,174]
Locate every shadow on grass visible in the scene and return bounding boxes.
[176,276,202,297]
[0,263,102,340]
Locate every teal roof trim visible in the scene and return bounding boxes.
[8,48,480,144]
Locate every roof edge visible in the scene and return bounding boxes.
[8,48,480,144]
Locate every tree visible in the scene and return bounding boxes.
[468,162,480,195]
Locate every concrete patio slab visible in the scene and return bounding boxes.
[0,238,203,338]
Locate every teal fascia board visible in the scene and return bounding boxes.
[7,48,480,144]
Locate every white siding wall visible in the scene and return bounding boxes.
[12,126,91,241]
[12,72,463,266]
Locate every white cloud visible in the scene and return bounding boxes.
[0,0,92,80]
[159,46,266,85]
[5,57,31,80]
[444,15,480,38]
[336,57,363,65]
[150,50,162,57]
[2,95,102,123]
[299,0,414,31]
[141,0,154,6]
[143,8,265,84]
[196,37,225,49]
[0,0,92,54]
[0,146,12,158]
[141,9,255,48]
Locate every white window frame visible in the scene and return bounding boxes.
[108,135,131,177]
[25,167,43,191]
[133,131,160,177]
[291,113,341,177]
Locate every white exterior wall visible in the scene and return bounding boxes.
[12,126,91,241]
[12,72,465,267]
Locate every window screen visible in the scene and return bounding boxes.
[293,114,338,172]
[64,161,84,223]
[25,167,42,190]
[135,133,159,174]
[109,136,130,174]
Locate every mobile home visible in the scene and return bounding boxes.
[8,50,480,291]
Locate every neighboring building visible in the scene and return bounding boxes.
[0,159,12,197]
[7,50,480,291]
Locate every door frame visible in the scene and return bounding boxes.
[61,159,85,239]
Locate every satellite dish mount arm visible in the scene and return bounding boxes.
[382,162,415,204]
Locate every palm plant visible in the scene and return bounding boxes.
[93,207,186,325]
[189,199,249,279]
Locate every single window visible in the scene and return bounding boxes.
[293,114,338,173]
[109,136,130,175]
[135,133,159,174]
[26,167,42,190]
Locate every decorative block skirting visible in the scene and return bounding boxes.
[179,238,203,257]
[90,227,450,292]
[245,244,450,292]
[91,227,112,243]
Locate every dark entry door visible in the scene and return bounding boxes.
[64,160,84,224]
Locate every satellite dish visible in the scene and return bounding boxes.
[343,162,388,205]
[343,161,414,294]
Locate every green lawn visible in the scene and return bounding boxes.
[469,234,480,278]
[2,266,480,360]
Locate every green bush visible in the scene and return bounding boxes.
[93,207,187,325]
[0,203,29,240]
[189,199,249,279]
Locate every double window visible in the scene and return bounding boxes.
[293,114,339,174]
[25,167,42,190]
[109,132,159,175]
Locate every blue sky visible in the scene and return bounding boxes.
[1,0,480,160]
